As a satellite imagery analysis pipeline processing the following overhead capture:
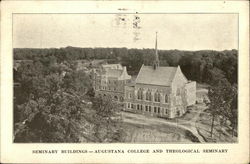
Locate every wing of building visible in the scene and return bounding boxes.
[92,63,131,102]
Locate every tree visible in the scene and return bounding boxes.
[207,79,237,138]
[14,57,124,143]
[207,86,222,138]
[62,70,91,94]
[91,97,124,142]
[14,61,94,142]
[14,91,92,143]
[223,84,238,137]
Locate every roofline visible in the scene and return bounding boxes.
[171,66,179,84]
[143,65,178,68]
[172,65,188,83]
[178,65,188,81]
[135,64,144,83]
[135,82,171,87]
[102,63,122,66]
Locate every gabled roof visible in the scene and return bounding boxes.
[105,69,123,78]
[101,64,131,80]
[135,65,178,86]
[102,64,123,70]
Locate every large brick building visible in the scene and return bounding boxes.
[123,33,196,118]
[93,63,131,102]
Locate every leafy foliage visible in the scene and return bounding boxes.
[91,97,124,142]
[207,79,238,138]
[14,47,238,85]
[14,59,122,143]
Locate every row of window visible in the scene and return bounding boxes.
[97,79,129,85]
[98,86,120,91]
[97,80,117,85]
[136,89,168,103]
[127,103,168,115]
[98,94,124,101]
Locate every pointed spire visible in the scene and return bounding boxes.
[153,32,159,69]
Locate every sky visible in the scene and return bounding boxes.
[13,14,238,51]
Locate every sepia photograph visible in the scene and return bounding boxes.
[13,13,238,144]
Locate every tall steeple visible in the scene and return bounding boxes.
[153,32,159,69]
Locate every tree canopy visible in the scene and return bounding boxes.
[14,47,238,85]
[14,58,123,143]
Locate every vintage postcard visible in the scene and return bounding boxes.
[1,0,249,163]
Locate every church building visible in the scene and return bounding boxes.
[124,33,196,118]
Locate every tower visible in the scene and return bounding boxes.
[153,32,159,69]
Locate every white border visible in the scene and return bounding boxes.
[1,1,249,163]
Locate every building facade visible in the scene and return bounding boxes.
[93,64,131,102]
[93,33,196,118]
[124,65,196,118]
[123,33,196,118]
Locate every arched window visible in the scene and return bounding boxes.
[137,88,143,100]
[154,91,160,102]
[120,96,124,102]
[154,92,157,102]
[149,92,152,101]
[165,94,168,103]
[146,90,152,101]
[114,95,118,100]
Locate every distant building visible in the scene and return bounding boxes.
[123,33,196,118]
[92,63,131,102]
